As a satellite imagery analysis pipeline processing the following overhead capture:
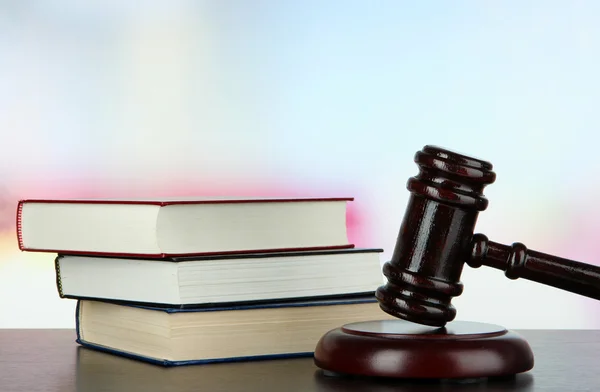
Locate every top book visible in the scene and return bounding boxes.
[17,197,354,257]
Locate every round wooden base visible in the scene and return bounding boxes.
[314,319,534,379]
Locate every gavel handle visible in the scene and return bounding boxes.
[467,234,600,301]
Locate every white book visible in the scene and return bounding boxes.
[17,197,353,257]
[75,295,395,365]
[55,248,384,306]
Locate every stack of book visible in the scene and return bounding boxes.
[16,196,390,366]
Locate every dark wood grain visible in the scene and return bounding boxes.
[314,320,534,379]
[468,234,600,300]
[0,329,598,392]
[376,145,600,328]
[376,145,496,327]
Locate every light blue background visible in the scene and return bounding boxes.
[1,1,599,328]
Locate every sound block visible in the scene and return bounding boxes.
[314,319,534,380]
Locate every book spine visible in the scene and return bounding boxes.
[16,201,24,250]
[54,255,64,298]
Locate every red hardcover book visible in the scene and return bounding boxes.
[17,197,354,258]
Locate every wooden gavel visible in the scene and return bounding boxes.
[376,145,600,327]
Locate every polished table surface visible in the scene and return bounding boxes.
[0,329,598,392]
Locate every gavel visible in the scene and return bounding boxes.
[376,145,600,327]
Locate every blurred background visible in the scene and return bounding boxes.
[1,0,600,329]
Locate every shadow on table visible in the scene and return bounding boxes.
[75,347,534,392]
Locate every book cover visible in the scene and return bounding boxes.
[54,248,384,308]
[75,294,380,367]
[18,197,354,257]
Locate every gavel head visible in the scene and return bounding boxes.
[375,145,496,327]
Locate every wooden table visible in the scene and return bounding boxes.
[0,329,597,391]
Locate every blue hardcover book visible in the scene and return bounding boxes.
[75,294,393,366]
[56,248,384,308]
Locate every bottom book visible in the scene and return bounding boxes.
[75,295,394,366]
